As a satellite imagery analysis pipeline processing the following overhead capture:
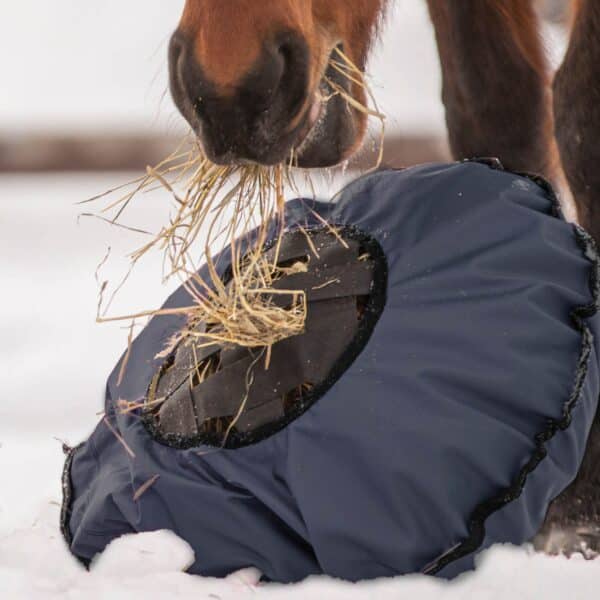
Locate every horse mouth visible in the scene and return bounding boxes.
[169,31,362,169]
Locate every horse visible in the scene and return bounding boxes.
[168,0,600,559]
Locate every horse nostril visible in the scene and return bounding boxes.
[168,31,194,118]
[272,33,310,119]
[248,43,286,110]
[240,32,309,120]
[169,33,183,62]
[168,31,188,78]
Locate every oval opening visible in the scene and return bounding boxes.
[145,226,387,449]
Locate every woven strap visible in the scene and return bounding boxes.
[156,230,375,435]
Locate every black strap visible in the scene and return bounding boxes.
[186,297,359,431]
[154,229,375,436]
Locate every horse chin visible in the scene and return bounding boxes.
[187,85,362,169]
[292,95,363,168]
[291,52,366,169]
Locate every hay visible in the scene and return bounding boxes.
[133,474,160,501]
[87,146,307,350]
[83,48,385,365]
[325,47,386,169]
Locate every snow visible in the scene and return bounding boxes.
[1,172,599,598]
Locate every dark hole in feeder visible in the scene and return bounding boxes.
[145,226,387,449]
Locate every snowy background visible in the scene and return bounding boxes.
[2,1,597,598]
[0,0,568,137]
[0,1,446,136]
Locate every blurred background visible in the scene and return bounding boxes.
[0,0,570,173]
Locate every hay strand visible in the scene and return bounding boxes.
[86,47,384,373]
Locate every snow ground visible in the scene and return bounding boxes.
[1,172,600,598]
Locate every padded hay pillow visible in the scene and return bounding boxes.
[61,160,600,582]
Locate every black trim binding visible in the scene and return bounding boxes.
[422,159,600,575]
[60,442,91,569]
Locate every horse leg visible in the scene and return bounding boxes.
[533,418,600,558]
[427,0,600,558]
[533,0,600,559]
[426,0,555,178]
[554,0,600,240]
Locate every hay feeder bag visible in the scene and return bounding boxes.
[61,160,600,582]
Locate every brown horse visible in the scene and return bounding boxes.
[169,0,600,558]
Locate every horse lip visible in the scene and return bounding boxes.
[294,41,356,151]
[293,96,323,150]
